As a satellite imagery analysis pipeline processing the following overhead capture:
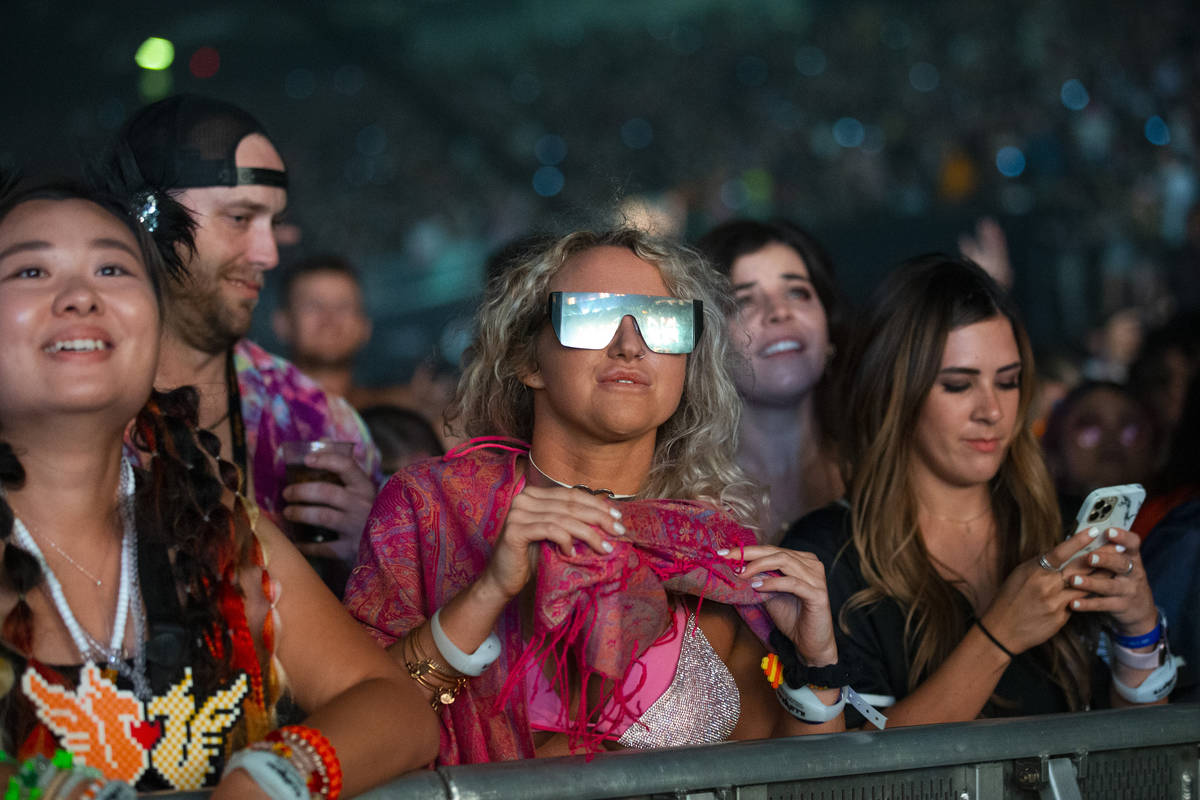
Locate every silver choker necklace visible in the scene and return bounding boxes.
[526,452,636,500]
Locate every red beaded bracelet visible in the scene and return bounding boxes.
[264,725,343,800]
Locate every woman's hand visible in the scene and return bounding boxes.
[981,527,1102,654]
[724,545,838,667]
[1060,526,1157,636]
[479,485,624,600]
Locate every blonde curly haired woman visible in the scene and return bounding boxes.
[346,229,850,764]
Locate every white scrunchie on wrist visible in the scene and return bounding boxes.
[431,608,502,676]
[223,748,308,800]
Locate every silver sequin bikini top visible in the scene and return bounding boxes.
[616,612,741,749]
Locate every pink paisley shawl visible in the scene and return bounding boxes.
[343,445,772,765]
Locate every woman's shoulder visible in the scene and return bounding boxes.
[780,500,853,560]
[380,447,520,502]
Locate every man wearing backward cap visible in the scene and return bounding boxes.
[109,94,381,595]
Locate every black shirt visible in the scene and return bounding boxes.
[783,502,1095,727]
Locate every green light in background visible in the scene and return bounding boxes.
[139,70,173,102]
[135,37,175,70]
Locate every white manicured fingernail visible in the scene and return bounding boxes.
[750,579,763,589]
[602,541,614,553]
[612,522,626,535]
[1115,545,1126,553]
[609,507,622,519]
[1090,554,1100,566]
[1108,528,1119,539]
[1073,600,1082,609]
[1088,527,1101,538]
[1073,575,1084,586]
[716,548,730,556]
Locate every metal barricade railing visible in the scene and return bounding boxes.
[357,704,1199,800]
[145,704,1198,799]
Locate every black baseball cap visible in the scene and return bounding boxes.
[113,94,288,191]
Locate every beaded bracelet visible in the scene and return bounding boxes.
[0,749,127,800]
[403,627,469,710]
[266,725,343,800]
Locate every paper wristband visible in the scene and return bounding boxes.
[1112,638,1165,670]
[1110,654,1181,704]
[845,687,888,730]
[224,749,309,800]
[431,608,502,676]
[776,684,846,723]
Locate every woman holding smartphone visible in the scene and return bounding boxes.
[346,229,848,765]
[784,254,1172,727]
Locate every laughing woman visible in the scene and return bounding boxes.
[0,181,436,798]
[345,229,849,764]
[698,220,846,541]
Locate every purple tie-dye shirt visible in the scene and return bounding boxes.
[233,339,383,525]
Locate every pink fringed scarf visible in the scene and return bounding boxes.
[499,498,773,750]
[344,440,772,763]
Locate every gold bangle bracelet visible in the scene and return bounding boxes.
[403,627,468,710]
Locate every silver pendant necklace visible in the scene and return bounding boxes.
[526,452,636,500]
[21,522,106,588]
[9,459,152,700]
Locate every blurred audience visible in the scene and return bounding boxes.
[1135,369,1200,537]
[1082,308,1144,384]
[273,253,373,403]
[1041,381,1159,536]
[958,216,1013,290]
[1129,311,1200,445]
[360,404,446,477]
[1030,350,1084,438]
[698,219,846,541]
[273,252,458,447]
[1142,498,1200,702]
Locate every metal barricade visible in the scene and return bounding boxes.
[359,704,1199,800]
[145,704,1198,798]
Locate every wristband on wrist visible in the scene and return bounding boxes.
[431,608,502,676]
[90,780,137,800]
[766,628,859,689]
[1111,637,1166,670]
[1110,653,1180,704]
[1109,622,1161,649]
[971,617,1015,660]
[223,748,308,800]
[403,628,469,710]
[257,725,344,800]
[1109,608,1165,649]
[776,683,846,723]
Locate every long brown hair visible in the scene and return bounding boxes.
[839,254,1093,709]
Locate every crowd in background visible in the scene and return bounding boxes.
[1,0,1199,790]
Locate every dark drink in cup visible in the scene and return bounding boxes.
[279,441,354,543]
